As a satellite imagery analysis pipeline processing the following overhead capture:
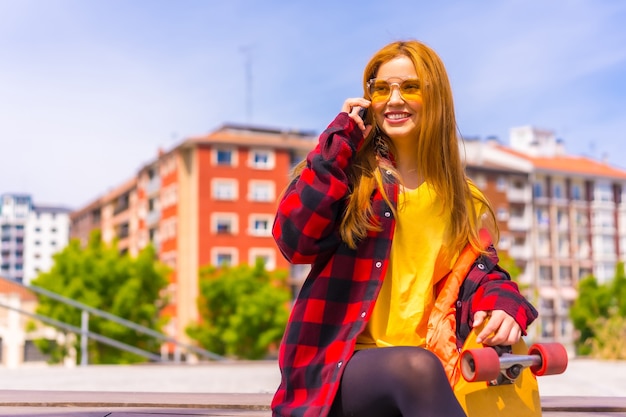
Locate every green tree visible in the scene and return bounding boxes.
[570,262,626,357]
[186,259,290,359]
[498,251,522,283]
[32,230,170,364]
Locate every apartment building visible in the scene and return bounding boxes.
[70,177,139,257]
[1,194,70,285]
[70,124,316,343]
[0,194,30,282]
[464,126,626,347]
[23,204,71,284]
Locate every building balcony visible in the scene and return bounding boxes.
[146,178,161,195]
[551,197,570,207]
[146,211,161,226]
[592,252,618,263]
[508,245,532,260]
[508,216,532,231]
[506,188,532,203]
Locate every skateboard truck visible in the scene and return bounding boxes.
[460,342,568,386]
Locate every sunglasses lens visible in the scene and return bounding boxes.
[398,80,422,101]
[368,79,422,102]
[369,80,391,103]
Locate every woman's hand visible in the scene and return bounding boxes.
[342,98,372,135]
[473,310,522,346]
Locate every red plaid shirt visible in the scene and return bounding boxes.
[271,113,538,417]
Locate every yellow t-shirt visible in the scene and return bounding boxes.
[355,181,486,349]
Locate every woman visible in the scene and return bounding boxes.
[271,40,538,417]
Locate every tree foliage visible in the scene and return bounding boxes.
[31,230,170,364]
[186,259,290,359]
[570,262,626,358]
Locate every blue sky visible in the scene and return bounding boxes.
[2,0,626,208]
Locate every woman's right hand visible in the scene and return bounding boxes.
[342,98,372,135]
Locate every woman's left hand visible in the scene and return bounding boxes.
[472,310,522,346]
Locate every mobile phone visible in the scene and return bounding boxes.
[358,107,369,125]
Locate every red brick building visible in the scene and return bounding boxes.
[71,124,316,343]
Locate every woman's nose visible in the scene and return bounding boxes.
[388,85,404,104]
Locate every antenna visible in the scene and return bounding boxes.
[239,45,254,124]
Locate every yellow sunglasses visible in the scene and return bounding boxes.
[366,78,423,103]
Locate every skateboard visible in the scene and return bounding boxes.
[453,322,568,417]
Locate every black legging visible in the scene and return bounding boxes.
[328,346,467,417]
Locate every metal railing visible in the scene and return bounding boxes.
[0,276,225,365]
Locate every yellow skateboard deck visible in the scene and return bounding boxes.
[453,323,567,417]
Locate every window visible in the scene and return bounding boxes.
[212,213,238,235]
[533,182,544,198]
[248,181,275,202]
[213,147,238,167]
[217,149,232,165]
[496,176,506,191]
[539,266,553,285]
[249,214,273,236]
[217,253,232,266]
[554,184,563,199]
[211,247,238,267]
[571,184,582,201]
[595,182,613,202]
[249,149,275,169]
[160,217,177,241]
[216,219,232,234]
[212,179,238,200]
[536,208,549,226]
[594,210,614,229]
[556,209,568,229]
[473,174,486,189]
[161,184,178,208]
[496,207,509,221]
[249,248,276,270]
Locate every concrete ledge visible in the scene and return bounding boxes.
[542,396,626,412]
[1,391,626,416]
[0,391,272,410]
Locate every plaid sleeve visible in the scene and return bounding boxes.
[273,112,364,264]
[459,247,538,336]
[470,261,538,334]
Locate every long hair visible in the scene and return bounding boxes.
[291,40,497,252]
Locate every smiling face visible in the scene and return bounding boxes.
[370,55,423,148]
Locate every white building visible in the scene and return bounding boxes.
[463,127,626,348]
[23,204,71,285]
[1,194,32,282]
[1,194,71,285]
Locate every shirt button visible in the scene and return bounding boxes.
[477,263,485,270]
[456,301,462,308]
[384,211,391,217]
[386,170,392,175]
[337,361,343,368]
[375,261,382,268]
[361,311,366,318]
